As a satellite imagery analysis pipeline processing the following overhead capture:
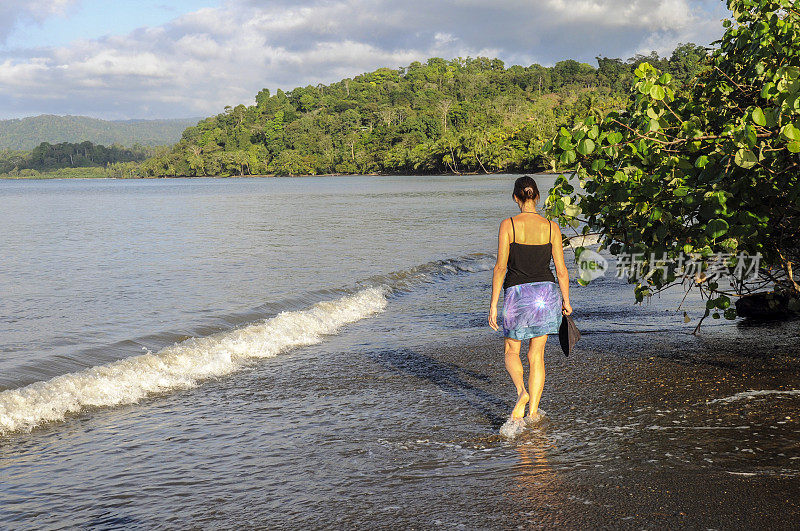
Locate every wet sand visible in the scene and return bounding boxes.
[406,321,800,529]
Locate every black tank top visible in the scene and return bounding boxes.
[503,216,556,289]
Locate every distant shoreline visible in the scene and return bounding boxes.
[1,169,560,180]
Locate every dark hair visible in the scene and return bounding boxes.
[512,175,540,203]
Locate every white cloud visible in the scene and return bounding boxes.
[0,1,80,42]
[0,0,730,119]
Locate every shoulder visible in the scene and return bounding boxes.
[498,217,513,239]
[548,219,562,241]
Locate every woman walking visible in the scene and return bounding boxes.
[488,176,572,422]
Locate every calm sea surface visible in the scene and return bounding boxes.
[1,175,799,529]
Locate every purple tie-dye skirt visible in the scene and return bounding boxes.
[502,281,563,340]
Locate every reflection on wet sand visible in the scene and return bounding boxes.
[509,425,569,527]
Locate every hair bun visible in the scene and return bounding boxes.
[513,176,540,204]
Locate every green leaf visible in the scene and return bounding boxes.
[751,107,766,126]
[607,131,623,145]
[706,218,729,239]
[734,148,757,169]
[781,124,800,141]
[650,207,662,221]
[590,159,606,171]
[764,107,778,127]
[650,85,666,100]
[576,138,595,156]
[788,141,800,153]
[746,125,757,147]
[558,136,573,150]
[695,155,709,168]
[761,82,775,99]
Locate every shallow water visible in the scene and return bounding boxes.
[1,175,798,528]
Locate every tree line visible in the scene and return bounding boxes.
[127,43,708,178]
[0,115,198,151]
[0,141,154,177]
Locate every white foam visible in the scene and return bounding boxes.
[499,417,527,439]
[705,389,800,405]
[499,410,547,438]
[0,287,388,434]
[566,234,600,247]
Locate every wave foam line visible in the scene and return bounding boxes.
[705,389,800,405]
[0,287,388,435]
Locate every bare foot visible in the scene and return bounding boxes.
[511,390,529,419]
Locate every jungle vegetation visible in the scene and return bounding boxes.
[0,115,199,151]
[544,0,800,324]
[126,44,709,178]
[0,141,153,178]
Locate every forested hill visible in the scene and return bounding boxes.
[133,44,707,178]
[0,115,201,150]
[0,141,153,177]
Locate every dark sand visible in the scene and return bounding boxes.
[397,322,800,530]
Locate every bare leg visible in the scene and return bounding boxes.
[527,335,547,418]
[504,338,529,418]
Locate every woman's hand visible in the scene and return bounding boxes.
[562,301,573,316]
[488,305,499,331]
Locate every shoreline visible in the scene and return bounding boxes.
[0,169,564,181]
[407,323,800,528]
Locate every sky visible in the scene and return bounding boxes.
[0,0,732,120]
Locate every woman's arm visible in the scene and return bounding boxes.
[551,221,573,315]
[489,219,511,330]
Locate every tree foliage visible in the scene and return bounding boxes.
[0,141,152,176]
[135,48,706,177]
[0,115,198,151]
[544,0,800,325]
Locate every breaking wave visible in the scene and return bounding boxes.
[0,253,494,435]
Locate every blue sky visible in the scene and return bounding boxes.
[2,1,217,51]
[0,0,732,120]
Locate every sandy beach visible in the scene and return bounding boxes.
[397,325,800,529]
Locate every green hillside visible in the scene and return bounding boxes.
[0,141,154,178]
[0,115,201,150]
[134,44,708,177]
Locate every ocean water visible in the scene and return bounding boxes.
[1,175,799,528]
